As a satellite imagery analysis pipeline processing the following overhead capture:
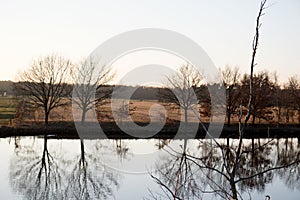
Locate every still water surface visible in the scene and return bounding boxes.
[0,137,299,199]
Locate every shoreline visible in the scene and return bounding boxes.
[0,122,299,139]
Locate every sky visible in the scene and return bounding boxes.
[0,0,299,84]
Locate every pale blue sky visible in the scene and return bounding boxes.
[0,0,299,83]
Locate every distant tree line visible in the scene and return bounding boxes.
[0,81,14,96]
[221,67,300,126]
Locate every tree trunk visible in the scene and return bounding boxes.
[227,90,232,127]
[227,109,231,127]
[45,112,49,125]
[183,108,189,148]
[184,108,188,124]
[81,108,87,124]
[277,106,281,127]
[80,139,85,165]
[230,180,238,200]
[226,137,230,156]
[42,135,48,166]
[252,115,256,126]
[285,108,289,123]
[251,138,255,167]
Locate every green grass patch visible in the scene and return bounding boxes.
[0,96,18,125]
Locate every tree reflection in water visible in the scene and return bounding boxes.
[276,138,300,190]
[65,139,120,200]
[114,139,131,162]
[148,139,206,200]
[9,135,64,200]
[9,137,121,200]
[149,138,300,200]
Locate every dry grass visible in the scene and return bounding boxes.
[8,98,300,126]
[14,99,211,125]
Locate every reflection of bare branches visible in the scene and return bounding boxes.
[275,138,300,190]
[149,140,204,200]
[156,139,171,150]
[114,139,130,162]
[9,136,64,200]
[149,138,300,200]
[65,139,119,200]
[10,138,121,200]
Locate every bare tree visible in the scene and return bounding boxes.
[225,1,270,198]
[240,71,275,125]
[209,1,296,199]
[221,66,241,126]
[272,72,283,126]
[159,63,203,124]
[115,100,136,124]
[287,75,300,123]
[15,54,72,125]
[72,57,114,123]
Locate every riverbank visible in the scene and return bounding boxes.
[0,122,299,139]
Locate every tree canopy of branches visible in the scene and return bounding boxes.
[221,66,241,126]
[72,57,113,123]
[15,54,72,125]
[241,71,276,125]
[287,76,300,122]
[159,63,203,124]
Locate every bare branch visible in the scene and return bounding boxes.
[235,160,300,183]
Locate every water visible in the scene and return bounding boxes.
[0,137,299,199]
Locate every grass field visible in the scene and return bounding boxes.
[1,96,299,127]
[0,96,18,126]
[11,99,207,125]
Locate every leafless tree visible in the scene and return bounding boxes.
[221,66,241,126]
[114,100,136,124]
[72,57,114,123]
[224,1,272,198]
[159,63,203,124]
[240,71,276,125]
[272,72,283,126]
[15,54,72,125]
[211,1,297,199]
[287,75,300,123]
